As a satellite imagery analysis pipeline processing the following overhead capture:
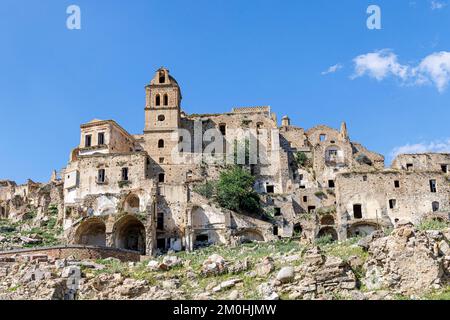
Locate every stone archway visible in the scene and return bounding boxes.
[317,227,338,241]
[235,229,265,243]
[113,215,146,254]
[347,222,380,238]
[75,218,106,247]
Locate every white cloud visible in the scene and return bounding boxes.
[321,63,343,75]
[416,51,450,92]
[431,0,447,10]
[390,138,450,159]
[351,49,450,92]
[352,49,409,81]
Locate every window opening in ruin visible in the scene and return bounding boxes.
[158,114,165,121]
[320,134,326,142]
[406,163,413,171]
[274,208,281,216]
[273,226,278,236]
[363,175,368,182]
[85,135,92,147]
[196,234,209,243]
[430,180,437,193]
[441,165,448,173]
[155,94,161,106]
[389,199,397,209]
[293,223,302,235]
[97,169,106,183]
[328,180,335,188]
[432,201,440,212]
[394,180,400,188]
[159,173,165,183]
[157,238,166,250]
[157,212,164,230]
[266,185,275,194]
[159,73,166,84]
[98,132,105,145]
[163,94,168,106]
[303,196,308,202]
[330,140,336,144]
[159,157,164,164]
[121,168,129,181]
[219,124,226,136]
[158,139,165,148]
[308,206,316,213]
[353,204,362,219]
[250,165,256,176]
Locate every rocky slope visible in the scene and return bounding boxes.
[0,224,449,300]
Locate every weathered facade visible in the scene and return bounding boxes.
[2,67,449,256]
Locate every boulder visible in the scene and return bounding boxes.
[201,254,227,276]
[276,267,295,283]
[255,257,275,277]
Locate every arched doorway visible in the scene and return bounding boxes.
[113,215,146,254]
[317,227,338,241]
[75,218,106,247]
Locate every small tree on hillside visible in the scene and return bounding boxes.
[216,166,261,213]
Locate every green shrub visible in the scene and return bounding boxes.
[417,218,450,231]
[316,234,334,246]
[193,181,216,199]
[295,152,309,167]
[216,166,261,213]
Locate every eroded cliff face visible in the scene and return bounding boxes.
[0,225,449,300]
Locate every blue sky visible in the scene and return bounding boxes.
[0,0,449,183]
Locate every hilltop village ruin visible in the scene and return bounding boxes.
[1,68,449,256]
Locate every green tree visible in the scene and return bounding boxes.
[216,166,261,213]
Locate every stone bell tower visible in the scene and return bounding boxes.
[143,68,183,183]
[144,67,181,132]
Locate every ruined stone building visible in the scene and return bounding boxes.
[1,68,449,256]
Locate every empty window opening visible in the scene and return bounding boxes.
[97,169,106,183]
[363,175,368,182]
[394,180,400,188]
[157,212,164,231]
[158,115,165,121]
[158,139,165,148]
[430,180,437,193]
[159,72,166,84]
[163,94,169,106]
[441,165,448,173]
[274,208,281,217]
[250,165,256,176]
[330,140,336,144]
[219,124,226,136]
[303,196,308,202]
[353,204,362,219]
[432,201,440,212]
[158,173,165,183]
[293,223,302,235]
[85,135,92,147]
[389,199,397,209]
[121,167,129,181]
[155,94,161,106]
[320,134,326,142]
[98,132,105,145]
[328,180,335,188]
[196,234,209,243]
[266,185,275,194]
[159,157,164,164]
[273,226,279,236]
[308,206,316,214]
[406,163,413,171]
[157,238,166,250]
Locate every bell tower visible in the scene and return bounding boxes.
[144,67,181,132]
